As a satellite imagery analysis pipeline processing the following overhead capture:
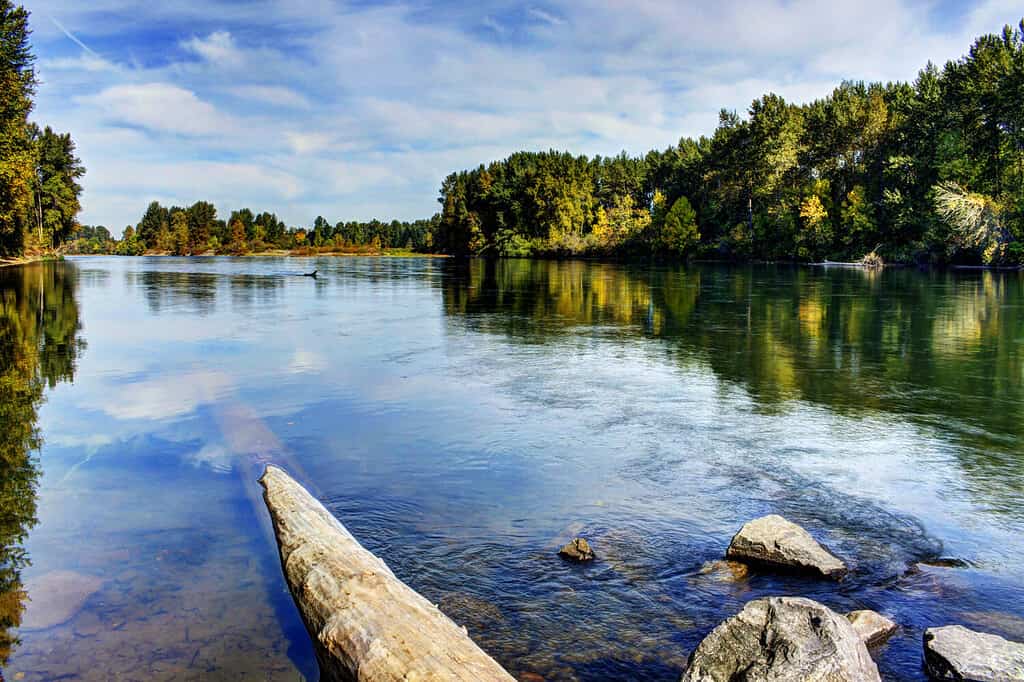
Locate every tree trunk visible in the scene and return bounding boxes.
[260,465,515,682]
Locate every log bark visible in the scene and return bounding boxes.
[260,465,515,682]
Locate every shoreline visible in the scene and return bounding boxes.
[0,253,62,269]
[59,252,1024,272]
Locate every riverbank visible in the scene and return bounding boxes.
[71,248,448,259]
[0,253,62,268]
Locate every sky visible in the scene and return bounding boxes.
[21,0,1024,232]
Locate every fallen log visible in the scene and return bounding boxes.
[260,465,516,682]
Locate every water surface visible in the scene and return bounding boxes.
[2,257,1023,680]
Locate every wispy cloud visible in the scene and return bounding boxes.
[527,7,566,26]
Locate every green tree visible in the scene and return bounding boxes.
[31,125,84,248]
[171,210,189,255]
[658,196,700,256]
[136,201,168,249]
[0,1,35,257]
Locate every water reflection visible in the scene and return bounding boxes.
[441,260,1024,508]
[126,268,218,316]
[0,263,82,662]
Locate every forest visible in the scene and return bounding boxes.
[0,1,85,260]
[434,21,1024,265]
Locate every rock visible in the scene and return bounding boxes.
[923,625,1024,681]
[698,560,750,582]
[846,610,898,647]
[558,537,594,562]
[437,592,505,632]
[726,514,847,579]
[681,597,880,681]
[21,570,105,631]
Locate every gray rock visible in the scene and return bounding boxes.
[558,537,595,562]
[726,514,847,579]
[681,596,880,681]
[923,625,1024,681]
[846,610,898,647]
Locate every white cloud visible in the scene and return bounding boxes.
[182,30,242,66]
[77,82,236,137]
[284,131,332,154]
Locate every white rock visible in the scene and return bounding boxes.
[682,596,880,681]
[924,625,1024,681]
[846,610,898,647]
[726,514,847,579]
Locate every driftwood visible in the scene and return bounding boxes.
[260,465,515,682]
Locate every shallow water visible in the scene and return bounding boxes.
[2,256,1023,680]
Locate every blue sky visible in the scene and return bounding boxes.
[21,0,1023,231]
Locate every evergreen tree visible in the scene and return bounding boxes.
[0,1,35,256]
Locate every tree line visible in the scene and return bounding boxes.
[435,21,1024,265]
[0,1,85,259]
[69,202,440,255]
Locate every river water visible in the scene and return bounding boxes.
[1,256,1023,680]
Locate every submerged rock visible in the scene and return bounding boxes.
[681,596,880,681]
[923,625,1024,681]
[558,537,595,562]
[846,610,898,647]
[698,560,750,583]
[726,514,848,579]
[22,570,105,631]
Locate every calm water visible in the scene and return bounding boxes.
[2,256,1024,681]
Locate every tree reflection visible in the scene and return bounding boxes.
[0,263,82,662]
[441,260,1024,504]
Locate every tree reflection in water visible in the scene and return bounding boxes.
[0,262,82,662]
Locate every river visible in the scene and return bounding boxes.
[1,256,1022,680]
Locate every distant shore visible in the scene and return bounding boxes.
[65,248,449,259]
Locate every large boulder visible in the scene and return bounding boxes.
[726,515,847,579]
[846,610,898,647]
[923,625,1024,681]
[681,596,880,682]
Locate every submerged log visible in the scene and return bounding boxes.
[259,465,515,682]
